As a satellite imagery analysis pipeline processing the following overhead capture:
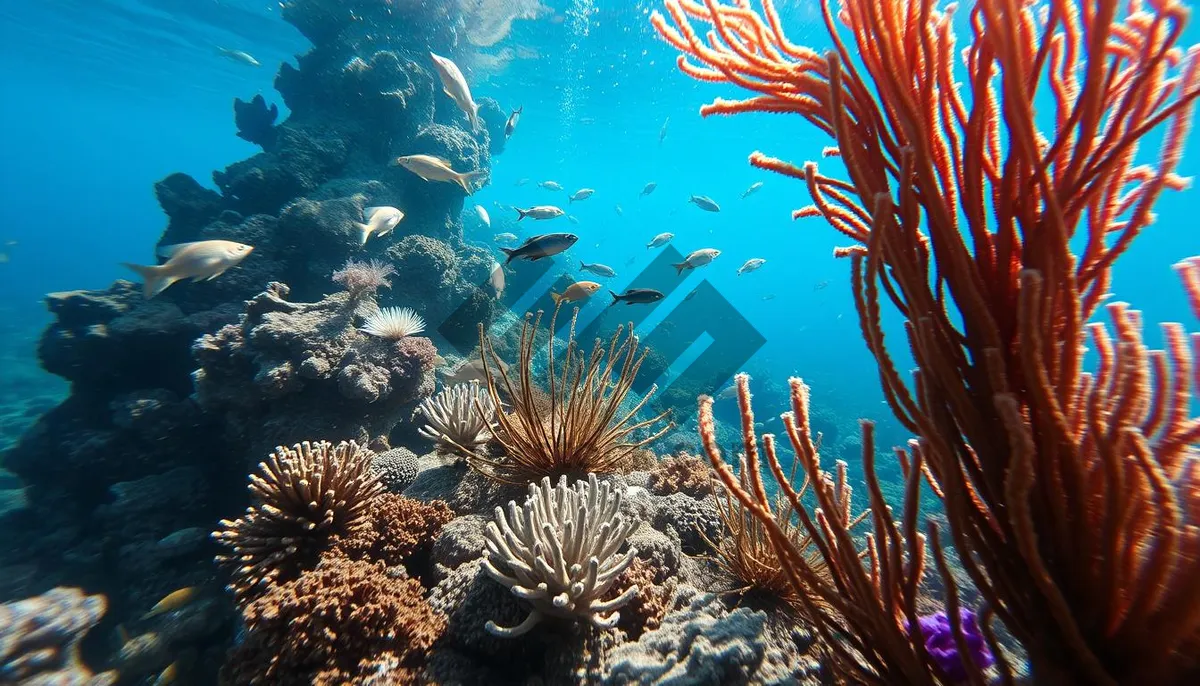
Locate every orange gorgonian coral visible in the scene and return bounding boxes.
[655,0,1200,683]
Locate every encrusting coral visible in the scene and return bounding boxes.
[465,306,673,483]
[647,453,713,499]
[415,380,497,454]
[212,440,383,602]
[221,557,445,685]
[656,0,1200,682]
[482,474,640,637]
[329,492,456,570]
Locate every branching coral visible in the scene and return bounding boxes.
[467,306,672,483]
[332,257,395,297]
[415,380,497,454]
[481,474,640,637]
[213,440,383,602]
[658,0,1200,683]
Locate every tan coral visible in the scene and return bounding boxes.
[481,474,640,637]
[647,454,712,498]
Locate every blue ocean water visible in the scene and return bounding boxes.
[3,0,1196,439]
[0,1,1197,678]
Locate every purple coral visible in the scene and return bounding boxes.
[332,258,395,296]
[908,608,995,683]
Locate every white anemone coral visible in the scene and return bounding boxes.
[360,306,425,339]
[415,381,497,453]
[481,474,639,637]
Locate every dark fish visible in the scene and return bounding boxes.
[505,106,522,138]
[610,288,665,306]
[500,232,578,265]
[814,280,829,291]
[640,182,657,197]
[683,290,698,302]
[689,195,721,212]
[659,116,669,144]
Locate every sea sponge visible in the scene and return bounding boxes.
[482,474,639,637]
[330,493,455,569]
[371,447,420,493]
[212,440,383,602]
[647,454,713,499]
[0,587,117,685]
[221,557,445,685]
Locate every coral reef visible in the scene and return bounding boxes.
[233,94,279,151]
[0,587,116,685]
[647,453,712,499]
[213,440,382,601]
[371,447,421,493]
[329,493,455,572]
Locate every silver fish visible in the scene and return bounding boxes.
[569,188,595,203]
[614,204,624,216]
[579,261,616,278]
[500,232,578,265]
[356,206,404,245]
[673,248,721,275]
[737,258,766,276]
[123,240,254,299]
[494,232,518,242]
[539,180,564,191]
[393,154,486,194]
[689,195,721,212]
[218,47,260,67]
[429,52,480,131]
[488,261,505,299]
[647,232,674,249]
[475,204,491,228]
[741,181,764,199]
[514,205,565,221]
[505,106,522,138]
[659,117,669,145]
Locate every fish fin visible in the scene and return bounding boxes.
[205,268,229,281]
[457,170,487,194]
[362,206,387,219]
[355,221,372,246]
[514,208,528,221]
[123,263,178,299]
[550,291,564,305]
[499,247,517,265]
[672,262,687,276]
[117,624,131,645]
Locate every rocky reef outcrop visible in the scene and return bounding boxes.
[0,0,510,679]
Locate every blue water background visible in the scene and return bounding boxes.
[1,0,1198,458]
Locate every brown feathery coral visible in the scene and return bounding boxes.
[466,306,672,483]
[213,440,383,602]
[647,453,713,499]
[330,493,455,570]
[656,0,1200,682]
[332,257,395,297]
[221,556,444,685]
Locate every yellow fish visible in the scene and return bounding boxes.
[550,280,602,305]
[152,661,179,686]
[123,240,253,299]
[140,587,199,621]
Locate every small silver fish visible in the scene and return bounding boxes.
[488,261,505,299]
[640,182,657,197]
[647,232,674,249]
[475,204,491,228]
[515,178,530,186]
[494,232,518,242]
[218,47,260,67]
[567,215,580,225]
[689,195,721,212]
[579,261,616,278]
[505,106,522,138]
[539,180,564,191]
[659,117,669,144]
[569,188,595,203]
[515,205,565,221]
[614,204,624,216]
[673,248,721,275]
[355,206,404,245]
[737,258,766,276]
[741,181,764,199]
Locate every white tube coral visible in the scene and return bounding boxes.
[481,473,639,637]
[415,381,496,452]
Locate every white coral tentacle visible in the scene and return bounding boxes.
[481,473,640,637]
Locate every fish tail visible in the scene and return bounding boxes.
[457,170,487,195]
[354,222,371,246]
[672,262,687,276]
[579,260,586,270]
[122,263,177,299]
[550,291,564,305]
[608,290,620,306]
[514,208,528,221]
[515,106,523,114]
[500,247,517,265]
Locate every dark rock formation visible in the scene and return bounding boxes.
[234,94,279,150]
